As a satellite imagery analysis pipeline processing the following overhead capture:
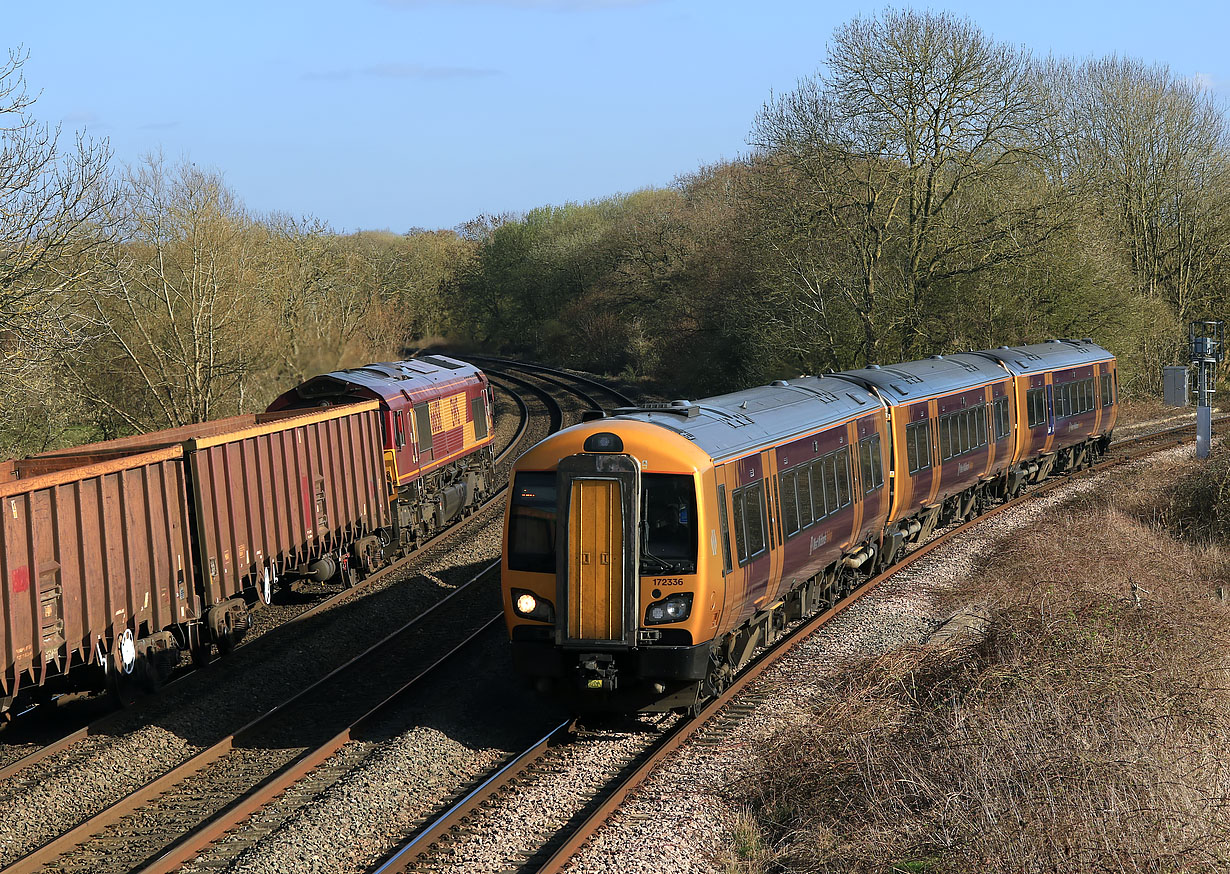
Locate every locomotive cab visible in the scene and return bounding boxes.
[505,426,713,712]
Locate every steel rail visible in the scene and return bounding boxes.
[369,721,574,874]
[0,560,503,874]
[527,418,1211,873]
[465,355,636,408]
[134,614,506,874]
[366,416,1211,874]
[0,381,528,787]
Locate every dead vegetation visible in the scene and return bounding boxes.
[729,450,1230,873]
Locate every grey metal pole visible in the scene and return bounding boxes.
[1197,359,1212,459]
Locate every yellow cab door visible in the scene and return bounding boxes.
[567,478,625,641]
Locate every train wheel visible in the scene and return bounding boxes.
[106,636,141,709]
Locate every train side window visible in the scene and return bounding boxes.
[821,456,838,515]
[415,404,434,455]
[781,471,800,536]
[768,476,779,550]
[808,462,825,525]
[797,464,813,524]
[744,484,767,559]
[835,447,852,507]
[717,483,733,575]
[1026,388,1044,427]
[938,416,951,460]
[472,396,488,440]
[1101,372,1113,407]
[732,488,747,564]
[394,411,406,448]
[993,396,1009,440]
[859,434,884,492]
[906,421,931,473]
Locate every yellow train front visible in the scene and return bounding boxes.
[501,378,891,713]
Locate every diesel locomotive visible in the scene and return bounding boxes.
[501,340,1118,712]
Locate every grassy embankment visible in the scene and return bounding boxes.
[726,444,1230,873]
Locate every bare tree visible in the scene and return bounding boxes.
[752,9,1068,361]
[1064,56,1230,325]
[74,155,270,429]
[0,47,114,441]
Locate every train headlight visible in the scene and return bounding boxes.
[512,588,555,622]
[644,592,693,626]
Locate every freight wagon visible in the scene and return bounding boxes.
[0,354,495,719]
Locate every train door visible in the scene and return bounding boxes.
[1045,380,1056,437]
[731,453,772,611]
[710,467,733,635]
[566,478,624,641]
[555,453,639,647]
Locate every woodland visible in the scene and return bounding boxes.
[2,9,1227,455]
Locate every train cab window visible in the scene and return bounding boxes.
[1026,388,1046,427]
[641,474,698,575]
[1101,372,1113,407]
[472,397,488,440]
[859,434,884,492]
[717,483,732,575]
[414,404,434,456]
[508,472,557,573]
[993,396,1010,441]
[732,483,767,565]
[394,411,406,448]
[905,421,932,473]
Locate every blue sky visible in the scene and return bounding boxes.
[8,0,1227,233]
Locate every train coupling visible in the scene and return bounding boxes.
[576,653,619,691]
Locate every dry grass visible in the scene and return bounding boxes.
[732,450,1230,873]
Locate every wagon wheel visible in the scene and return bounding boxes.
[215,611,238,656]
[105,645,141,709]
[190,642,213,668]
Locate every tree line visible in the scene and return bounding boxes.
[2,10,1227,457]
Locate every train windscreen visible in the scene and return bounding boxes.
[640,474,698,575]
[507,472,557,573]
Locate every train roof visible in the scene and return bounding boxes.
[834,352,1008,403]
[271,355,484,409]
[604,376,882,462]
[971,339,1114,374]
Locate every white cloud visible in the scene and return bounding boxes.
[1193,72,1216,93]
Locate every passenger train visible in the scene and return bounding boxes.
[500,339,1118,712]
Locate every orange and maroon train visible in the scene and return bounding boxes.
[501,339,1118,712]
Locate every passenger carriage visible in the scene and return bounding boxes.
[503,377,891,712]
[502,339,1122,715]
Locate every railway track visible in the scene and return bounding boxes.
[0,362,641,874]
[0,384,532,773]
[367,414,1222,874]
